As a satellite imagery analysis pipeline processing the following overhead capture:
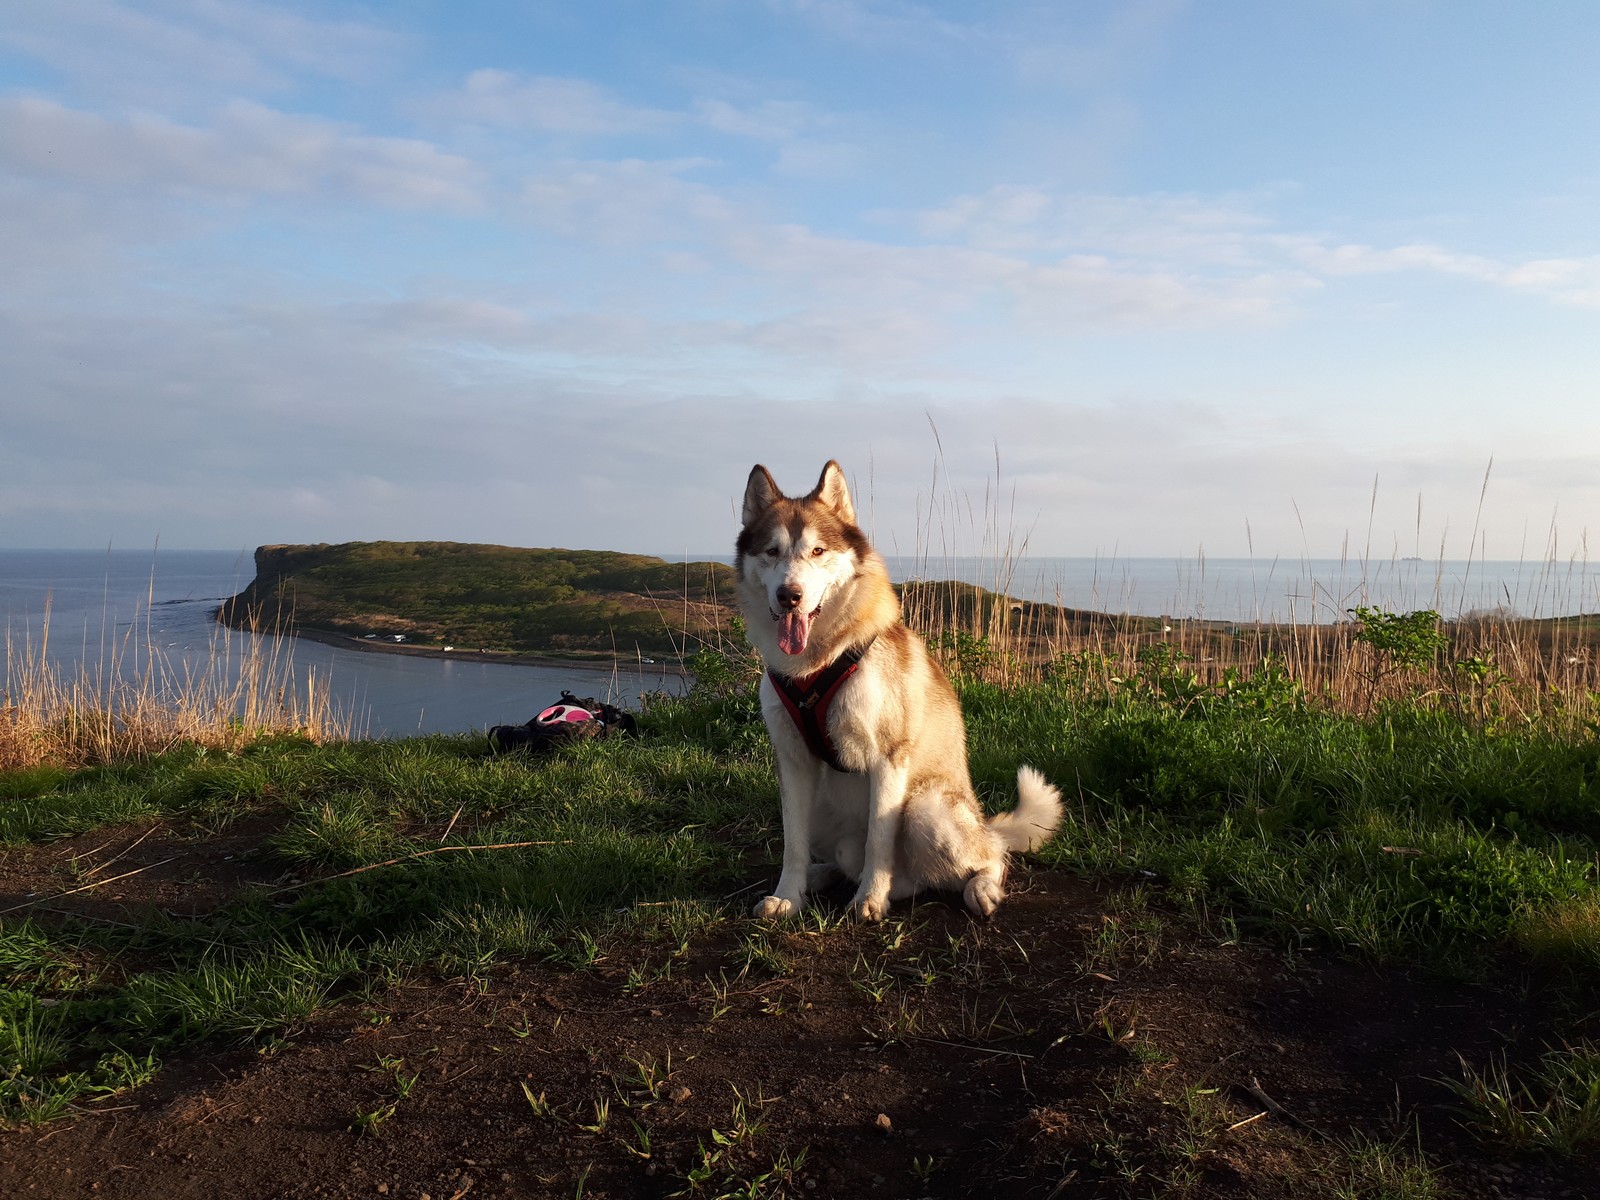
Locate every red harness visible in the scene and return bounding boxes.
[768,639,874,773]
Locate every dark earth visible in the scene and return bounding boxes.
[2,823,1595,1200]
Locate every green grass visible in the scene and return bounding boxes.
[962,680,1600,966]
[217,540,736,656]
[1448,1043,1600,1156]
[1,675,1597,1155]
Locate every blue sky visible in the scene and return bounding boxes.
[2,1,1596,561]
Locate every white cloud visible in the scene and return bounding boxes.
[0,97,483,212]
[1010,0,1187,91]
[1279,238,1600,307]
[0,0,402,107]
[714,218,1305,334]
[1279,238,1500,280]
[427,70,847,166]
[772,138,863,178]
[425,70,680,136]
[3,275,1596,560]
[693,96,817,140]
[518,157,732,243]
[1502,258,1600,307]
[912,185,1600,309]
[915,186,1281,264]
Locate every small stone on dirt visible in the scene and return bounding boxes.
[874,1112,892,1134]
[670,1086,692,1103]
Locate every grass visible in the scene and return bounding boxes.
[1447,1043,1600,1156]
[2,605,350,771]
[4,530,1600,1198]
[2,676,1596,1153]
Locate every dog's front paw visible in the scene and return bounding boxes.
[851,893,890,923]
[754,894,798,920]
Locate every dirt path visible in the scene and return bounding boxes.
[4,866,1592,1198]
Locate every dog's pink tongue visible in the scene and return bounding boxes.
[777,610,811,656]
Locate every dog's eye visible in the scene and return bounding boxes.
[810,546,827,557]
[763,548,779,558]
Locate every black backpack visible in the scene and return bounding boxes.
[486,691,638,755]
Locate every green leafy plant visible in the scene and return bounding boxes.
[1216,656,1306,719]
[1111,642,1210,712]
[930,630,1001,679]
[1349,607,1447,709]
[1452,651,1511,726]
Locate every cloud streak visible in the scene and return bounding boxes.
[0,97,482,211]
[0,0,402,107]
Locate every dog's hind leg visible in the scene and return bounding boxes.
[962,863,1007,919]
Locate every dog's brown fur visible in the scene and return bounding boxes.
[736,461,1062,921]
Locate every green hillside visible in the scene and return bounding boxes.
[217,541,736,658]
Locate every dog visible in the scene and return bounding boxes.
[735,460,1063,922]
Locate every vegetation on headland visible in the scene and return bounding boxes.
[5,550,1600,1193]
[218,539,1600,712]
[216,541,735,660]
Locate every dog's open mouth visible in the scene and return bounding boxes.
[773,604,822,656]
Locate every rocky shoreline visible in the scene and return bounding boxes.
[224,616,691,676]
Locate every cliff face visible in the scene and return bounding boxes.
[216,540,736,657]
[217,544,339,628]
[251,543,343,583]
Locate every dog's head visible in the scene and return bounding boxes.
[735,460,870,657]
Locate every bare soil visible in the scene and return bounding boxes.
[2,840,1595,1200]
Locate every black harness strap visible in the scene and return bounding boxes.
[768,639,875,773]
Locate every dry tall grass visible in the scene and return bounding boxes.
[892,445,1600,728]
[896,560,1600,732]
[1,609,352,771]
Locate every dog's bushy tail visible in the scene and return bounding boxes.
[988,765,1064,853]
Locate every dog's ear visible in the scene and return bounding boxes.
[810,460,855,525]
[742,465,784,526]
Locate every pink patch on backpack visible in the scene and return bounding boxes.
[536,704,594,725]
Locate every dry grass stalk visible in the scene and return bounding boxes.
[2,609,352,771]
[876,449,1600,728]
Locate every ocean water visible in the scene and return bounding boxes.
[878,554,1600,624]
[4,548,1598,736]
[0,549,670,737]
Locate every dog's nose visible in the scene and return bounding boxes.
[775,584,803,611]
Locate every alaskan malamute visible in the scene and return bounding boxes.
[736,460,1062,921]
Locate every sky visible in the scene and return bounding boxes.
[1,0,1597,562]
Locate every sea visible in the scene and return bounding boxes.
[0,549,670,738]
[4,548,1598,736]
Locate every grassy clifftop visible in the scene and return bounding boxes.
[217,540,736,658]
